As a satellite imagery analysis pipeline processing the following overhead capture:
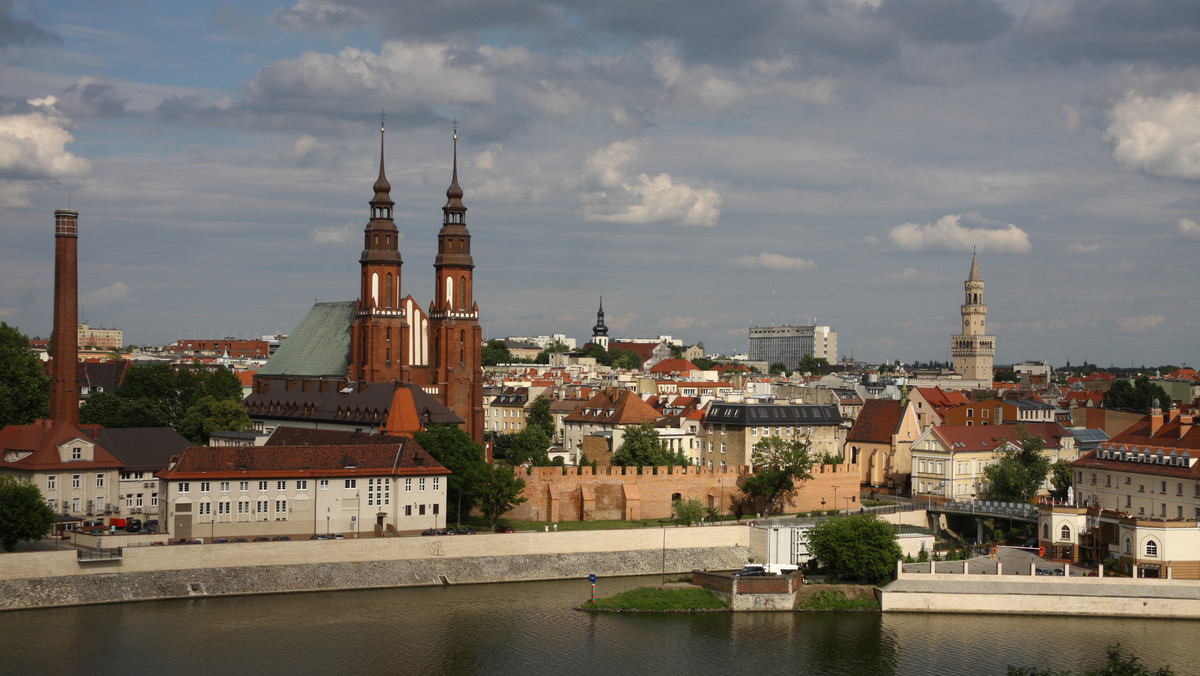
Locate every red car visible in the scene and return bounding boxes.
[495,526,515,533]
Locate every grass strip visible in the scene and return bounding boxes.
[795,589,880,612]
[583,586,728,612]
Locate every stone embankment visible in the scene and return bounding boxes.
[0,528,750,611]
[880,560,1200,619]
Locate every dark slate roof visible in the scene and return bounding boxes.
[77,360,127,394]
[93,427,193,472]
[258,301,355,378]
[244,379,462,427]
[158,440,448,480]
[265,427,413,447]
[704,403,841,426]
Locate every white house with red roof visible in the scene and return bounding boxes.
[910,422,1077,501]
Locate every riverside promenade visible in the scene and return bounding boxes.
[880,550,1200,619]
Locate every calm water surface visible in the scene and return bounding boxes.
[1,576,1193,675]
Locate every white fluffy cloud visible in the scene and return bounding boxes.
[578,140,722,227]
[1066,241,1099,253]
[888,212,1031,252]
[310,221,358,244]
[1104,91,1200,180]
[0,97,90,180]
[1176,218,1200,239]
[731,252,816,271]
[81,282,131,308]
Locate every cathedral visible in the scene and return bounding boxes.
[255,124,484,444]
[950,252,995,382]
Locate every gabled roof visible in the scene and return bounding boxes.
[831,388,864,406]
[244,379,461,428]
[257,301,355,378]
[0,419,123,472]
[649,358,698,374]
[929,422,1072,452]
[265,427,414,447]
[563,388,659,426]
[77,360,127,394]
[93,427,193,471]
[913,387,970,417]
[158,441,448,480]
[609,341,656,363]
[846,399,903,443]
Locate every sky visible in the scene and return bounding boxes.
[1,1,1198,368]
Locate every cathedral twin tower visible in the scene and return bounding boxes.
[348,123,483,443]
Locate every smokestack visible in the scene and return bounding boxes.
[50,209,80,427]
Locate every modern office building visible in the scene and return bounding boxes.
[747,323,836,368]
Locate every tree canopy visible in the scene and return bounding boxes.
[413,424,487,526]
[0,323,49,427]
[983,424,1051,502]
[1049,460,1073,502]
[805,512,902,584]
[481,339,511,366]
[796,354,828,374]
[527,395,554,439]
[1103,377,1173,413]
[739,435,815,514]
[82,363,243,435]
[179,395,253,444]
[80,392,169,428]
[0,474,57,551]
[612,423,688,467]
[506,425,552,467]
[473,463,527,528]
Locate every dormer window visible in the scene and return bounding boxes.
[71,447,81,460]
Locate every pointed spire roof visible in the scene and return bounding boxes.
[373,119,392,201]
[968,249,980,282]
[592,297,608,336]
[445,123,463,206]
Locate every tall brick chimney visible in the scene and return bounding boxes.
[1148,400,1164,438]
[49,208,79,427]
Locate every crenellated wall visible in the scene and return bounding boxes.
[507,463,861,522]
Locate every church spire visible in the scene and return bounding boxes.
[968,248,980,282]
[445,120,463,206]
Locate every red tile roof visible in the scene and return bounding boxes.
[563,388,660,426]
[158,441,448,480]
[846,400,903,444]
[0,419,123,472]
[649,358,698,374]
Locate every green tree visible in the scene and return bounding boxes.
[612,423,688,467]
[0,474,57,551]
[201,366,243,401]
[805,513,902,584]
[692,357,716,370]
[1049,460,1073,502]
[1103,377,1173,413]
[769,362,788,376]
[79,392,169,428]
[115,362,204,429]
[481,339,511,366]
[486,431,514,463]
[994,370,1020,383]
[983,424,1051,502]
[413,424,487,526]
[739,435,815,514]
[673,498,705,526]
[582,343,610,365]
[796,354,828,374]
[178,395,253,444]
[473,463,527,529]
[507,425,551,467]
[527,395,554,439]
[0,323,49,427]
[609,348,642,370]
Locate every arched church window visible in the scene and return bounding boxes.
[459,275,466,309]
[386,273,393,307]
[446,276,454,306]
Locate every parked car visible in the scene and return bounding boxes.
[231,537,248,543]
[734,565,767,577]
[125,518,143,533]
[495,526,515,533]
[214,538,229,543]
[330,533,345,540]
[187,538,203,545]
[81,520,105,534]
[1035,568,1052,576]
[272,535,291,541]
[455,527,477,535]
[310,534,329,540]
[421,528,439,536]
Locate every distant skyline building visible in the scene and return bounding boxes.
[747,323,837,369]
[77,323,123,350]
[951,252,995,382]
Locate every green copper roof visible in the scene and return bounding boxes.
[259,301,355,378]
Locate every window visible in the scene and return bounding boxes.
[256,500,269,516]
[1042,524,1049,539]
[217,501,230,515]
[275,500,288,518]
[179,482,190,494]
[720,443,726,454]
[1161,503,1167,517]
[344,479,357,489]
[1178,483,1184,496]
[432,478,439,492]
[71,447,81,460]
[200,482,210,493]
[1162,481,1167,494]
[319,479,329,490]
[419,478,426,492]
[220,481,230,493]
[1179,505,1184,519]
[198,502,211,516]
[1146,540,1158,557]
[419,504,426,516]
[96,473,105,488]
[126,494,134,508]
[433,504,439,516]
[72,474,81,489]
[297,480,308,490]
[259,481,268,491]
[151,493,158,507]
[135,494,143,508]
[1125,495,1131,507]
[405,505,412,516]
[71,497,80,513]
[1106,475,1111,487]
[966,409,973,418]
[237,500,249,515]
[47,475,56,490]
[1060,525,1070,540]
[277,480,287,491]
[368,478,390,506]
[240,481,249,492]
[1124,538,1131,554]
[405,478,412,492]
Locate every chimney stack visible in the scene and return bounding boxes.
[49,209,79,427]
[1149,399,1164,437]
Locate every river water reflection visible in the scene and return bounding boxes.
[2,576,1194,675]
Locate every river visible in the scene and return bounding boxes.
[1,576,1192,675]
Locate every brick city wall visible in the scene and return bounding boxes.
[507,462,860,522]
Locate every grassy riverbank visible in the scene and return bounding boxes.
[581,586,728,612]
[795,587,880,612]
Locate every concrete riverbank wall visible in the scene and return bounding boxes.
[0,527,752,611]
[880,562,1200,619]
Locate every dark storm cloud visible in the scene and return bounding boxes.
[876,0,1014,44]
[1015,0,1200,65]
[0,0,61,49]
[58,78,128,118]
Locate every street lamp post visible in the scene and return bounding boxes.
[833,486,839,513]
